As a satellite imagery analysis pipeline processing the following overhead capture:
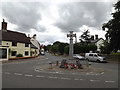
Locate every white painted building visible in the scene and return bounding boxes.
[30,34,40,55]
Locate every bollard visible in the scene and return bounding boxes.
[56,61,59,66]
[49,62,52,69]
[86,59,89,68]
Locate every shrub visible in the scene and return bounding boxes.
[64,45,69,54]
[16,54,23,57]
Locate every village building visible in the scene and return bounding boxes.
[0,19,40,61]
[90,35,104,52]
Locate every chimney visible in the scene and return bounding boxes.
[95,35,98,40]
[1,19,7,30]
[33,34,36,39]
[28,34,30,37]
[91,35,94,40]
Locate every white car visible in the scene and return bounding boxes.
[73,54,85,60]
[41,51,45,55]
[85,53,107,63]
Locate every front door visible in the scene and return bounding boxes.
[0,48,8,61]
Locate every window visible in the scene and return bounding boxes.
[89,54,93,56]
[25,43,29,47]
[12,42,17,46]
[0,48,7,59]
[25,51,29,56]
[11,51,17,56]
[94,54,98,57]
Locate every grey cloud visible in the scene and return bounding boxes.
[55,2,113,33]
[2,2,45,32]
[38,35,58,44]
[38,34,67,45]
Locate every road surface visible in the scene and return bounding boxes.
[1,53,119,88]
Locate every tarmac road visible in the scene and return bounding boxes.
[2,53,119,88]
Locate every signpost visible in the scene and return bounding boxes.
[67,31,76,59]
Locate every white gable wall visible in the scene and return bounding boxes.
[95,39,104,51]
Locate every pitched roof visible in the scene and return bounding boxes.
[0,30,31,44]
[30,44,38,49]
[90,38,104,43]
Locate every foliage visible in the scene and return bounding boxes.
[74,43,97,53]
[102,0,120,53]
[64,45,69,54]
[47,40,97,55]
[58,43,69,55]
[45,44,51,52]
[16,54,23,57]
[47,41,69,55]
[100,40,111,54]
[79,30,91,44]
[50,45,59,53]
[53,41,61,45]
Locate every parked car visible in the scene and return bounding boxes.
[41,51,45,55]
[73,54,85,60]
[85,53,107,63]
[40,48,45,55]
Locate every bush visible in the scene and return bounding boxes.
[50,45,59,53]
[64,45,69,54]
[74,43,97,53]
[16,54,23,57]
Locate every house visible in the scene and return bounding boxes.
[30,34,41,56]
[0,19,40,61]
[90,35,104,52]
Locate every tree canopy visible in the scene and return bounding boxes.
[79,29,91,44]
[102,0,120,53]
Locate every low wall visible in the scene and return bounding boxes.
[9,56,38,60]
[102,54,120,62]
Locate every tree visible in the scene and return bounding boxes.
[79,29,91,44]
[64,45,69,54]
[58,43,69,55]
[50,45,59,54]
[46,44,52,52]
[102,0,120,53]
[74,43,97,53]
[100,40,111,54]
[53,41,61,45]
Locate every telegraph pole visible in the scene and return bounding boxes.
[67,31,76,59]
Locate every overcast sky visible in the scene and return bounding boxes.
[0,0,118,45]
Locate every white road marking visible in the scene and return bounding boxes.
[101,72,104,74]
[105,81,115,83]
[55,72,59,73]
[90,80,100,82]
[60,77,71,80]
[74,78,79,80]
[25,74,33,77]
[14,73,23,76]
[58,73,64,74]
[80,79,84,81]
[39,69,43,71]
[49,76,58,79]
[5,72,11,74]
[35,69,39,72]
[49,72,56,74]
[36,75,45,78]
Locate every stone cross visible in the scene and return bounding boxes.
[67,31,76,58]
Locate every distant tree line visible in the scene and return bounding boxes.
[45,41,97,55]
